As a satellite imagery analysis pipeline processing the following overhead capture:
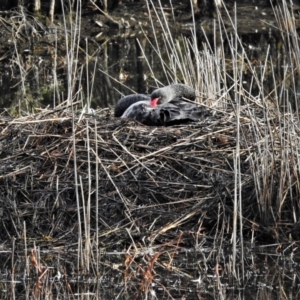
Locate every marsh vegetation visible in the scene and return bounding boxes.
[0,0,300,299]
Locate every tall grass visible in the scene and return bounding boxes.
[143,0,300,280]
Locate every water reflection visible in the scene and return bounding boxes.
[0,245,300,299]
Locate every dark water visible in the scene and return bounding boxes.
[1,244,300,299]
[1,4,299,112]
[0,31,294,110]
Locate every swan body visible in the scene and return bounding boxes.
[115,84,206,126]
[114,94,150,118]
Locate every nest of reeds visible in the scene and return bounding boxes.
[0,103,299,251]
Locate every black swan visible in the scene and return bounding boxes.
[115,84,208,126]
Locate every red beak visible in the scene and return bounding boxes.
[150,98,159,107]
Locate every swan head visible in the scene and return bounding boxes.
[150,87,172,107]
[150,84,196,107]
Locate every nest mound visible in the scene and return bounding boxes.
[0,105,299,249]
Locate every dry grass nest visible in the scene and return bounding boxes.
[0,103,299,249]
